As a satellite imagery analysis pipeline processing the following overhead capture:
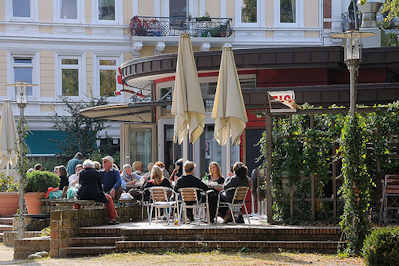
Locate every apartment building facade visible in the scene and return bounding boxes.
[0,0,357,159]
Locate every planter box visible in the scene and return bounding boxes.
[0,192,18,217]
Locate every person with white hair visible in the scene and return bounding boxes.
[100,156,122,200]
[121,163,141,191]
[77,159,119,224]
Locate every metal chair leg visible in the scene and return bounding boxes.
[243,204,251,224]
[229,205,236,224]
[149,205,153,224]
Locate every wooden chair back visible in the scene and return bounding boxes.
[150,187,168,202]
[180,188,198,202]
[232,186,249,203]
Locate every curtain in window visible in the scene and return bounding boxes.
[13,0,30,17]
[241,0,257,23]
[280,0,296,23]
[61,0,77,19]
[98,0,115,20]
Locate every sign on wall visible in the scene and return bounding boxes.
[267,91,298,112]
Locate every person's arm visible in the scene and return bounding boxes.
[62,186,68,198]
[113,170,122,190]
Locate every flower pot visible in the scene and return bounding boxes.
[0,192,18,217]
[24,192,45,215]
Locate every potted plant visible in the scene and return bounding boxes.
[24,171,59,215]
[0,174,18,217]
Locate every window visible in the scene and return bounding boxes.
[60,57,80,96]
[60,0,77,19]
[98,58,117,97]
[241,0,257,23]
[98,0,115,21]
[170,0,187,18]
[12,0,30,17]
[170,0,188,29]
[13,57,33,96]
[280,0,296,23]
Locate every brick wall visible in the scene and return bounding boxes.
[50,204,143,257]
[14,237,50,260]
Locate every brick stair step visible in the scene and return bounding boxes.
[116,240,342,251]
[79,228,121,237]
[70,237,123,247]
[0,218,13,226]
[63,246,116,256]
[0,225,13,233]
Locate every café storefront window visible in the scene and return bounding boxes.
[130,128,152,170]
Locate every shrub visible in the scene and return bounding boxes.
[362,227,399,266]
[0,173,18,192]
[24,171,60,193]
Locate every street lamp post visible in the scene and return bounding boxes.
[330,31,375,116]
[8,82,29,240]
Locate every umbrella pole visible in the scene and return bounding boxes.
[225,138,231,177]
[183,134,189,162]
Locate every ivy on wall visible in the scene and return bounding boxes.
[258,102,399,226]
[338,114,371,256]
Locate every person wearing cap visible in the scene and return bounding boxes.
[100,155,122,200]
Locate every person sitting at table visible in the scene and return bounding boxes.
[208,162,225,191]
[219,162,250,223]
[174,161,218,223]
[169,158,183,183]
[132,161,145,176]
[100,156,122,200]
[55,165,69,198]
[141,162,153,184]
[143,165,172,201]
[77,159,119,225]
[68,164,83,187]
[121,164,140,191]
[154,161,170,180]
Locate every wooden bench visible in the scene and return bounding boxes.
[380,175,399,224]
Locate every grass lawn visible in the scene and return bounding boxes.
[1,244,364,265]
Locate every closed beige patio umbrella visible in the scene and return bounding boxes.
[171,34,205,149]
[0,100,17,174]
[212,46,248,146]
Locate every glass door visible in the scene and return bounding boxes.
[129,128,152,170]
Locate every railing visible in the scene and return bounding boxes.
[129,16,232,38]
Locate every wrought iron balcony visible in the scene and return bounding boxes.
[129,16,232,38]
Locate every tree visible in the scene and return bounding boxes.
[361,0,399,24]
[52,98,108,158]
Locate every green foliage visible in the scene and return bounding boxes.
[339,115,371,256]
[52,97,108,158]
[24,170,60,193]
[258,102,399,227]
[0,174,18,192]
[362,227,399,266]
[381,0,399,24]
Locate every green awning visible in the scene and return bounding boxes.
[25,130,67,156]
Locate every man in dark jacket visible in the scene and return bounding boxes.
[100,156,122,200]
[174,161,218,223]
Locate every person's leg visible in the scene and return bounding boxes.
[219,193,232,222]
[105,194,118,221]
[206,191,218,223]
[114,187,123,201]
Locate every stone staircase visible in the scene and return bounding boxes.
[0,218,14,242]
[63,224,342,256]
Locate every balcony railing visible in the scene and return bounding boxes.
[129,16,232,38]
